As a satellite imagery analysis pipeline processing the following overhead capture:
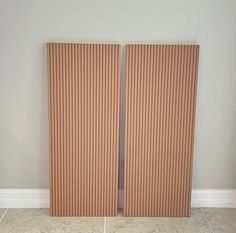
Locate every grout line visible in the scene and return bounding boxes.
[104,216,107,233]
[201,208,215,233]
[0,208,8,224]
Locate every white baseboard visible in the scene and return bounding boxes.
[0,189,236,208]
[191,189,236,208]
[0,189,49,208]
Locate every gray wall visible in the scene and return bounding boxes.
[0,0,236,189]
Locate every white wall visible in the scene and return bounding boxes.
[0,0,236,189]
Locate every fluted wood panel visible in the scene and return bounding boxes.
[124,44,199,217]
[47,43,120,216]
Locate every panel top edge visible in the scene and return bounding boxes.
[126,43,199,47]
[47,42,120,46]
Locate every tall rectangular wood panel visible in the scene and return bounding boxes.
[124,45,199,216]
[47,43,120,216]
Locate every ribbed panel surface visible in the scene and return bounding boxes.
[47,43,120,216]
[124,45,199,217]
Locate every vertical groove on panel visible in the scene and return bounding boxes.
[124,44,199,217]
[47,44,53,215]
[47,43,120,216]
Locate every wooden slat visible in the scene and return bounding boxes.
[124,44,199,216]
[47,43,120,216]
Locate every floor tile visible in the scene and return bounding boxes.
[0,209,7,220]
[106,208,212,233]
[203,208,236,233]
[0,209,104,233]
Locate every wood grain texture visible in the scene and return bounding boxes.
[124,44,199,217]
[47,43,120,216]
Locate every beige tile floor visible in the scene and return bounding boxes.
[0,208,235,233]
